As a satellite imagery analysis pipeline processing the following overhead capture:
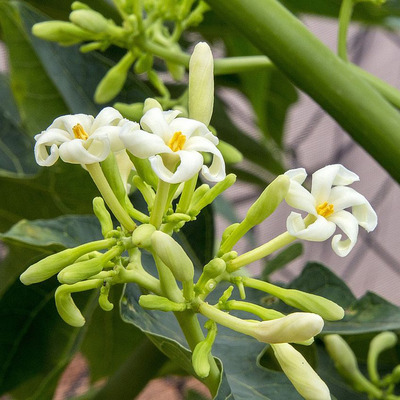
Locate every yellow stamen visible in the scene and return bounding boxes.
[316,201,334,218]
[72,123,89,140]
[168,131,186,152]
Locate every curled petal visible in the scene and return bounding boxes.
[35,143,59,166]
[329,210,359,257]
[169,117,213,141]
[150,151,203,183]
[353,202,377,232]
[287,212,336,241]
[91,107,123,132]
[58,138,110,164]
[120,123,170,158]
[311,164,359,204]
[140,108,173,141]
[285,181,316,215]
[284,168,307,184]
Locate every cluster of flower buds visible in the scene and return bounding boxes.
[19,40,379,400]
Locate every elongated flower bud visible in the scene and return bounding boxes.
[244,175,290,227]
[55,286,86,327]
[131,224,156,249]
[272,343,331,400]
[94,52,135,103]
[189,42,214,125]
[93,197,113,237]
[192,323,217,378]
[69,9,109,33]
[57,256,104,284]
[151,231,194,282]
[217,140,243,164]
[139,294,186,312]
[250,312,324,344]
[134,53,153,74]
[20,239,115,285]
[32,21,88,44]
[114,102,144,121]
[99,284,114,311]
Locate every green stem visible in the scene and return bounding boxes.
[176,175,197,213]
[86,163,136,231]
[338,0,354,61]
[118,268,162,295]
[227,231,296,272]
[150,179,170,229]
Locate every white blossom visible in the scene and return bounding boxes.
[34,107,128,166]
[119,107,225,184]
[285,164,377,256]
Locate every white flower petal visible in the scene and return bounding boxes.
[287,212,336,241]
[284,168,307,184]
[285,181,316,215]
[150,151,203,183]
[58,138,110,164]
[35,143,59,166]
[35,128,72,145]
[93,125,126,152]
[120,123,171,158]
[353,202,378,232]
[115,150,134,191]
[311,164,359,204]
[184,136,225,181]
[163,109,181,123]
[329,210,359,257]
[169,117,211,140]
[140,108,172,141]
[91,107,123,132]
[50,114,94,136]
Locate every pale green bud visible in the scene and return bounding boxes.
[134,53,154,74]
[244,175,290,227]
[272,343,331,400]
[143,98,163,113]
[57,257,104,284]
[114,102,144,121]
[32,21,88,44]
[93,197,113,237]
[99,284,114,311]
[203,258,226,279]
[192,321,217,378]
[151,231,194,282]
[128,154,159,189]
[324,334,361,379]
[172,105,188,118]
[279,289,344,321]
[94,52,135,103]
[220,223,240,244]
[190,184,210,208]
[69,9,109,33]
[189,42,214,125]
[20,239,114,285]
[139,294,186,312]
[391,365,400,384]
[217,140,243,164]
[131,224,156,249]
[249,312,324,344]
[55,285,86,327]
[71,1,91,10]
[166,60,185,81]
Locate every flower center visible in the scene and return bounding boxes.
[72,123,89,140]
[316,201,334,218]
[168,131,186,152]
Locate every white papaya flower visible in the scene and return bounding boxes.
[285,164,377,257]
[34,107,128,166]
[119,107,226,184]
[271,343,331,400]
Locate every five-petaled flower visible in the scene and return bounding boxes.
[119,107,226,184]
[284,164,377,257]
[34,107,127,166]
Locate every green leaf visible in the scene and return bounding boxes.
[0,75,38,178]
[0,0,69,135]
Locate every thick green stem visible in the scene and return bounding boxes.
[150,179,170,229]
[176,175,197,213]
[86,163,136,231]
[227,231,296,272]
[337,0,354,61]
[207,0,400,184]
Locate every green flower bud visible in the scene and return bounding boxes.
[71,1,91,10]
[368,331,398,384]
[143,98,163,113]
[189,42,214,125]
[139,294,186,312]
[192,322,217,378]
[32,21,88,44]
[99,283,114,311]
[272,343,331,400]
[151,231,194,282]
[244,175,290,227]
[69,9,109,33]
[20,239,115,285]
[190,183,209,208]
[204,258,226,279]
[93,197,113,237]
[114,102,144,121]
[131,224,156,249]
[55,286,86,327]
[94,52,135,104]
[220,223,240,245]
[58,257,104,284]
[134,53,154,74]
[217,140,243,164]
[166,60,185,81]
